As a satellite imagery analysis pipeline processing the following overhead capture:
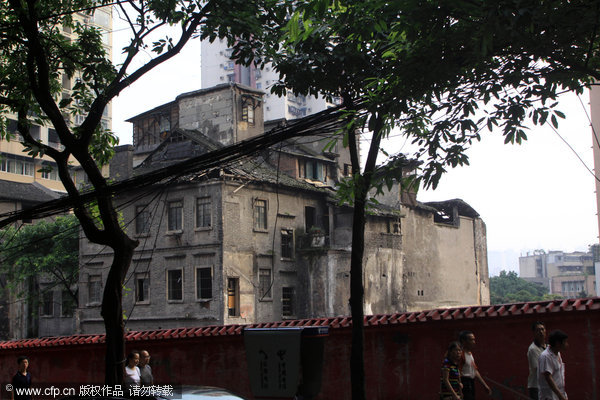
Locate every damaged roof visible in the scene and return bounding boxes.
[136,129,222,171]
[423,198,480,218]
[135,128,336,195]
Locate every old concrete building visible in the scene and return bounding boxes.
[78,83,489,333]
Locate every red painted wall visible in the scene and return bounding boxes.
[0,301,598,400]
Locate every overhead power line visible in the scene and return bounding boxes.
[0,105,348,228]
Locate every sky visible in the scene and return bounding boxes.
[111,27,598,278]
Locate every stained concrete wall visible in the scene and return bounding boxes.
[130,84,264,159]
[177,85,264,146]
[220,181,330,322]
[401,204,490,310]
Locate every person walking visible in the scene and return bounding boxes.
[139,350,153,386]
[11,356,32,400]
[459,331,491,400]
[440,341,463,400]
[124,350,141,388]
[538,330,568,400]
[527,322,547,399]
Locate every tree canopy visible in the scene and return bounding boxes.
[1,0,600,394]
[0,0,291,384]
[242,0,600,189]
[0,215,79,306]
[229,2,600,398]
[489,270,555,304]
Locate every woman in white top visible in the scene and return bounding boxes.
[124,351,141,386]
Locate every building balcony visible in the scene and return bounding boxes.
[298,230,330,249]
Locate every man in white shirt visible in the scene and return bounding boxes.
[538,330,568,400]
[459,330,492,400]
[527,322,547,399]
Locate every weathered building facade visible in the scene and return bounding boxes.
[520,249,597,297]
[78,83,489,333]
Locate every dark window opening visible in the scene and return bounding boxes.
[281,229,294,259]
[136,274,149,303]
[167,269,183,301]
[196,267,212,299]
[305,206,316,231]
[282,287,295,317]
[41,291,54,316]
[168,200,183,231]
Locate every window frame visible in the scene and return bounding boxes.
[135,272,150,304]
[167,200,184,232]
[88,275,102,305]
[282,287,295,318]
[195,197,212,230]
[227,277,240,317]
[41,290,54,317]
[135,205,151,235]
[281,229,294,259]
[242,103,255,125]
[61,290,75,317]
[195,267,213,301]
[253,199,267,231]
[166,268,184,302]
[259,269,272,300]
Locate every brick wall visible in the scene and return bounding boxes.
[0,299,598,400]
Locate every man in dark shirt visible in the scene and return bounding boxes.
[139,350,153,386]
[12,356,31,400]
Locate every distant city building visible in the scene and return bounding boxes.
[200,38,340,122]
[519,249,597,297]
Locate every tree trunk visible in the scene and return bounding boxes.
[101,236,137,385]
[350,187,367,400]
[348,113,384,400]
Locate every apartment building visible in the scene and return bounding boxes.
[77,83,490,333]
[200,39,339,122]
[519,249,597,297]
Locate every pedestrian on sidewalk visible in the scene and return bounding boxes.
[538,330,568,400]
[459,331,491,400]
[440,341,463,400]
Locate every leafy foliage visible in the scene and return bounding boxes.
[0,215,79,303]
[227,4,600,398]
[489,270,557,304]
[0,0,303,384]
[233,0,600,190]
